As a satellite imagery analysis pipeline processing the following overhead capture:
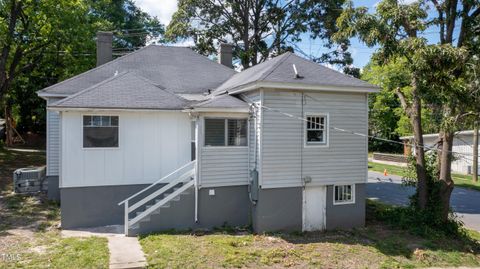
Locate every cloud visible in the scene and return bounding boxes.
[134,0,178,25]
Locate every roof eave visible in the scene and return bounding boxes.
[37,92,70,99]
[182,107,250,113]
[48,106,184,112]
[223,81,381,95]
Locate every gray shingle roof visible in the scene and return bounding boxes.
[50,72,188,110]
[38,45,235,96]
[190,94,249,110]
[213,52,378,94]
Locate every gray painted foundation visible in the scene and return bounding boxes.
[325,183,366,230]
[131,186,250,235]
[46,176,60,201]
[61,184,152,229]
[252,187,303,233]
[60,182,365,234]
[61,184,250,233]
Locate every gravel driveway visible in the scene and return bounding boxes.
[367,171,480,231]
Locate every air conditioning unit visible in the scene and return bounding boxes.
[13,167,46,193]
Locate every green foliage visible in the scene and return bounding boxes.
[399,152,464,235]
[362,57,441,152]
[167,0,350,69]
[0,0,164,134]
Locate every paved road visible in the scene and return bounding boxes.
[367,171,480,231]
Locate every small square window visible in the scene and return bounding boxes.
[305,114,327,146]
[334,185,355,205]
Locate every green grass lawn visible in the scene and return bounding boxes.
[140,202,480,269]
[0,146,109,269]
[369,161,480,191]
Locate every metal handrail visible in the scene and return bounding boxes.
[118,160,196,206]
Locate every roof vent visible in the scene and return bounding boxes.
[292,64,303,79]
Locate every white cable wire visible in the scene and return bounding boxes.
[239,93,477,162]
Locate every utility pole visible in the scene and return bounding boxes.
[474,121,479,182]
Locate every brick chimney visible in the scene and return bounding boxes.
[96,31,113,66]
[218,43,233,68]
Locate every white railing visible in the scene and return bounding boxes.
[118,160,196,235]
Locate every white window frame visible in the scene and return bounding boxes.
[82,114,120,150]
[203,117,249,148]
[304,112,329,148]
[333,184,355,205]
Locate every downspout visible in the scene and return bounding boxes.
[193,114,200,223]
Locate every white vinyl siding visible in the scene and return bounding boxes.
[261,90,368,188]
[46,97,62,176]
[241,90,262,175]
[61,110,191,187]
[198,113,250,188]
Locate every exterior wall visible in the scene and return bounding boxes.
[133,186,250,235]
[198,112,250,188]
[325,183,365,230]
[46,176,60,201]
[61,184,250,231]
[61,184,151,228]
[60,110,191,187]
[252,187,303,233]
[260,89,368,188]
[241,90,262,175]
[422,135,480,175]
[46,97,63,176]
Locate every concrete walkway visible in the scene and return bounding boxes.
[367,171,480,231]
[62,225,147,269]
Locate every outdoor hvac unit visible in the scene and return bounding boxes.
[13,167,46,193]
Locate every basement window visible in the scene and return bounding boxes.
[204,118,247,147]
[83,115,119,148]
[334,184,355,205]
[305,114,328,146]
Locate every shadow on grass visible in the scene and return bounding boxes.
[138,201,480,267]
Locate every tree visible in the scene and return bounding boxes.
[88,0,164,50]
[335,0,431,210]
[335,0,480,221]
[0,0,165,141]
[166,0,350,69]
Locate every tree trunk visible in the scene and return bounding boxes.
[411,93,428,210]
[4,103,13,146]
[473,121,479,182]
[439,130,455,221]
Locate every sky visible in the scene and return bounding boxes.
[133,0,448,68]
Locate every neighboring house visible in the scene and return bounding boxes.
[37,32,379,236]
[401,131,480,175]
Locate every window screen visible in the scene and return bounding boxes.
[204,119,225,146]
[227,119,247,146]
[205,118,247,147]
[83,115,119,148]
[306,115,327,145]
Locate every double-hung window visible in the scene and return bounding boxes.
[305,114,328,146]
[204,118,247,147]
[334,184,355,205]
[83,115,119,148]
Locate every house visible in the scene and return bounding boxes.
[37,32,379,236]
[401,131,480,175]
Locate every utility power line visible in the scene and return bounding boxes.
[240,93,477,163]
